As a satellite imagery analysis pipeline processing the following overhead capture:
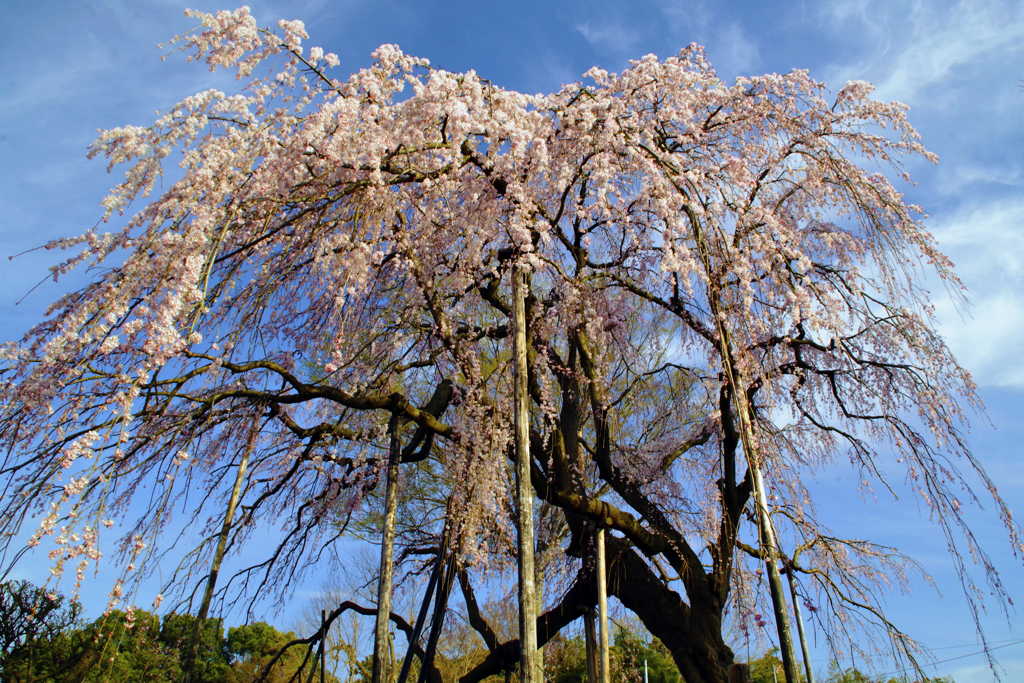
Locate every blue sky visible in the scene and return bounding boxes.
[1,0,1023,680]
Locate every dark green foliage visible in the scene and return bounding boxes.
[0,581,82,656]
[226,621,325,683]
[0,584,331,683]
[611,627,680,683]
[77,610,181,683]
[0,580,86,683]
[545,634,588,683]
[158,612,232,683]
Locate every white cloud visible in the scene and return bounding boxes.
[876,1,1024,104]
[574,21,641,55]
[929,198,1024,388]
[522,48,584,91]
[716,22,759,74]
[939,164,1024,195]
[651,0,712,38]
[823,0,1024,104]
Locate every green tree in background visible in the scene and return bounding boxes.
[158,612,232,683]
[542,625,682,683]
[0,580,88,683]
[227,621,327,683]
[79,610,180,683]
[0,581,82,657]
[747,649,798,683]
[611,627,681,683]
[742,649,954,683]
[0,584,332,683]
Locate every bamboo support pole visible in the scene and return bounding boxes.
[786,566,815,683]
[692,223,801,683]
[372,413,402,683]
[597,527,610,683]
[183,446,251,683]
[513,264,541,683]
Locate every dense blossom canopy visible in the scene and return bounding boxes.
[1,7,1019,682]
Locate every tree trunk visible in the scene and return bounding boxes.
[373,413,402,683]
[458,538,738,683]
[513,264,541,683]
[584,611,597,683]
[605,539,734,683]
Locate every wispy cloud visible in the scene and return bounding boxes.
[521,48,584,91]
[714,22,760,75]
[874,0,1024,104]
[939,163,1024,195]
[651,0,713,38]
[929,198,1024,388]
[574,20,641,55]
[822,0,1024,104]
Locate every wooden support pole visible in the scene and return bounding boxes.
[183,446,250,683]
[596,526,610,683]
[373,413,402,683]
[746,456,799,683]
[786,567,815,683]
[513,264,541,683]
[396,529,446,683]
[693,199,800,683]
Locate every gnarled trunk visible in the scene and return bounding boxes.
[605,538,735,683]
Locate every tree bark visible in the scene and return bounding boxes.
[373,413,402,683]
[604,538,733,683]
[584,610,597,683]
[513,264,541,683]
[458,537,738,683]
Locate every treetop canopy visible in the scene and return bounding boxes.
[0,9,1016,681]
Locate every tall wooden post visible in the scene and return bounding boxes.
[693,224,800,683]
[512,264,541,683]
[786,567,814,683]
[183,447,251,683]
[743,450,799,683]
[596,527,610,683]
[373,413,402,683]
